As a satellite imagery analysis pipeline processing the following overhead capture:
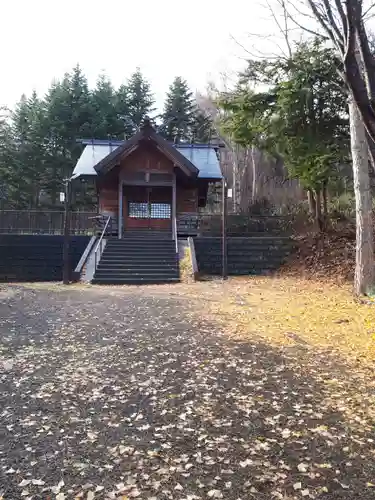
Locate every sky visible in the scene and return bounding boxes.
[0,0,280,110]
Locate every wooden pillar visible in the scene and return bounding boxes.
[118,179,123,239]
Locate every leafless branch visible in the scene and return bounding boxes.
[333,0,347,28]
[284,7,328,38]
[305,0,375,145]
[306,0,341,53]
[286,0,318,18]
[322,0,345,49]
[229,34,255,57]
[268,0,293,57]
[362,2,375,18]
[229,34,290,61]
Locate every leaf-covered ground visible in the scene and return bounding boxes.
[1,282,375,499]
[176,277,375,364]
[280,229,357,283]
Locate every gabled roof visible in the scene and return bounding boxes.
[72,123,223,180]
[177,146,222,179]
[93,120,199,178]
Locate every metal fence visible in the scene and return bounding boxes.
[0,210,297,237]
[177,212,295,236]
[0,210,98,235]
[206,214,295,236]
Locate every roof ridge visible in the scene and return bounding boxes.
[77,138,218,149]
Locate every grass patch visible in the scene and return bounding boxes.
[179,246,194,283]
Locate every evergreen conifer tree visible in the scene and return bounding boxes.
[125,68,155,135]
[11,92,48,207]
[161,77,195,142]
[91,73,119,139]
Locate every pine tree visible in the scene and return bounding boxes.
[7,92,49,208]
[161,77,195,142]
[115,84,132,138]
[13,94,29,143]
[47,65,94,159]
[66,64,95,151]
[44,80,71,205]
[0,107,17,208]
[2,65,161,209]
[43,66,96,206]
[125,68,155,135]
[26,92,49,206]
[191,110,214,143]
[46,66,95,175]
[91,73,120,139]
[11,95,32,207]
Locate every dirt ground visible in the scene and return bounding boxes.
[1,280,375,500]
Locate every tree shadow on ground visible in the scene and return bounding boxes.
[0,285,374,499]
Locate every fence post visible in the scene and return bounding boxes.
[222,178,228,280]
[62,179,72,285]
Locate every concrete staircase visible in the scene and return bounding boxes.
[194,236,294,275]
[91,234,180,285]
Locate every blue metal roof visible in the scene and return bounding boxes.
[78,139,124,146]
[73,142,222,179]
[177,146,222,179]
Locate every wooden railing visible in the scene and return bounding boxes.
[0,210,97,235]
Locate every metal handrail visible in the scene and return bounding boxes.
[173,213,178,254]
[94,216,111,270]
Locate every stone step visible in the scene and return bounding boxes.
[92,277,180,285]
[98,263,178,270]
[95,268,179,276]
[106,238,175,244]
[92,235,180,284]
[99,257,178,265]
[102,252,177,259]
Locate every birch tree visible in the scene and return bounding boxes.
[303,0,375,294]
[235,0,374,294]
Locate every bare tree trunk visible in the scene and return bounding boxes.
[232,150,237,213]
[366,132,375,171]
[349,98,374,295]
[322,184,328,216]
[315,189,323,232]
[307,189,316,216]
[232,144,241,213]
[251,146,258,202]
[322,183,329,231]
